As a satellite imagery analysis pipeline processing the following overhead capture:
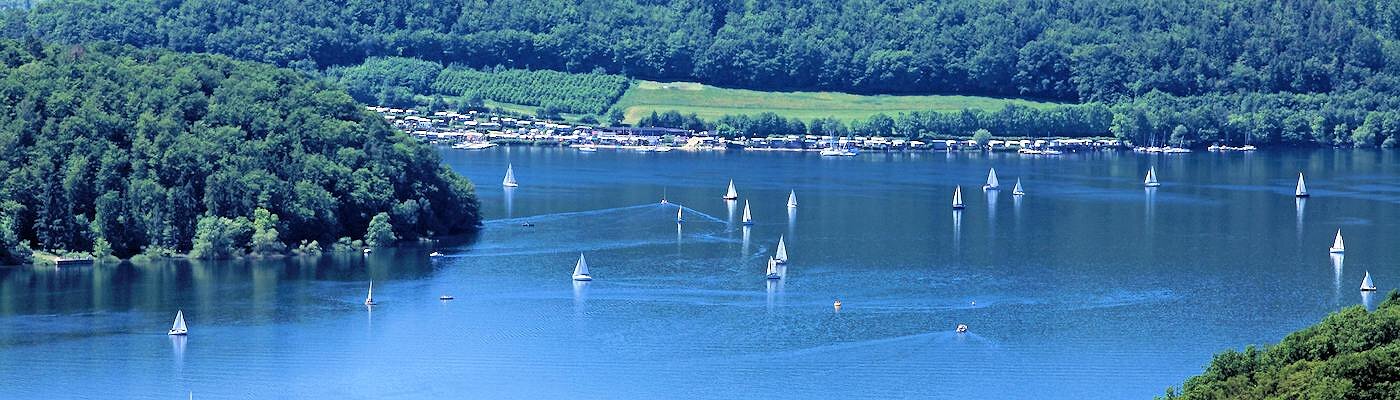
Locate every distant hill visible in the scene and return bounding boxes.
[0,41,481,263]
[6,1,1400,148]
[8,0,1398,102]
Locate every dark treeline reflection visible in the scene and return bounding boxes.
[0,247,452,318]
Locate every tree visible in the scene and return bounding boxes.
[972,129,993,147]
[607,108,625,126]
[189,215,252,259]
[365,212,396,247]
[249,208,285,256]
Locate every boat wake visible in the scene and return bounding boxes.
[465,203,733,257]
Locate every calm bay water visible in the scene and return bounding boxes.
[3,147,1399,399]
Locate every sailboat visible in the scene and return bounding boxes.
[1295,172,1309,197]
[502,164,519,187]
[167,310,188,336]
[765,257,782,280]
[572,253,592,281]
[983,168,1000,190]
[952,186,965,209]
[1330,229,1345,253]
[364,282,377,305]
[1144,167,1160,187]
[1361,271,1377,291]
[742,200,753,225]
[787,190,798,208]
[723,180,739,200]
[676,207,684,223]
[1012,178,1024,196]
[774,236,789,264]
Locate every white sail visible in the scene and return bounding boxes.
[573,253,591,280]
[765,258,781,279]
[502,164,518,187]
[742,200,753,224]
[724,180,739,199]
[1331,229,1345,253]
[1012,178,1024,195]
[787,190,798,208]
[952,186,964,208]
[1144,167,1160,187]
[365,281,375,305]
[985,168,1000,189]
[676,207,683,222]
[1362,271,1377,291]
[775,236,789,263]
[1295,173,1308,197]
[171,310,187,333]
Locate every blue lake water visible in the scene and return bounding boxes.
[3,147,1398,399]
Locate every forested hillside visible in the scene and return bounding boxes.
[9,0,1400,102]
[0,41,481,264]
[1163,292,1400,399]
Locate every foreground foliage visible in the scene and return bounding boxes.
[1164,291,1400,400]
[0,41,481,262]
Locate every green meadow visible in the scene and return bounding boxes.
[612,81,1064,124]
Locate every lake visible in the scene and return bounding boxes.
[2,147,1397,399]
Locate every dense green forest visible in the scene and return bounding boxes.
[10,0,1399,102]
[0,41,481,264]
[1163,291,1400,399]
[9,0,1400,147]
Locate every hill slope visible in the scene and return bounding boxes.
[1166,291,1400,399]
[10,0,1399,102]
[0,41,480,262]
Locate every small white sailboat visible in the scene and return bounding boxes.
[1012,178,1024,196]
[723,180,739,200]
[774,236,789,264]
[168,310,188,336]
[439,295,454,301]
[572,253,592,281]
[1330,229,1345,253]
[364,282,377,305]
[502,164,519,187]
[1295,172,1309,197]
[429,251,444,257]
[956,324,968,333]
[787,190,798,208]
[983,168,1000,190]
[765,257,782,280]
[742,200,753,225]
[952,186,965,209]
[676,207,684,223]
[1144,167,1161,187]
[1361,271,1377,291]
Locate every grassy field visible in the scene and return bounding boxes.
[612,81,1065,124]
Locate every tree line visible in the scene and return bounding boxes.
[7,0,1399,103]
[635,88,1400,148]
[0,41,481,264]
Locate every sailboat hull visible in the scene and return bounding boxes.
[766,274,782,280]
[1296,193,1310,197]
[1361,287,1377,291]
[572,274,592,281]
[168,330,187,336]
[1330,248,1345,254]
